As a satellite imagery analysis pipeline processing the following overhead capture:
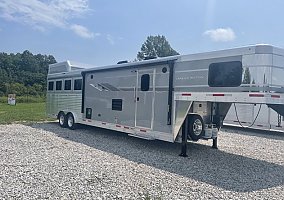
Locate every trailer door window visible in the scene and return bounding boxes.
[208,61,242,87]
[141,74,150,91]
[48,81,54,91]
[74,79,82,90]
[64,80,71,90]
[56,80,62,90]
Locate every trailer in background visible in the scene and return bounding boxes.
[47,44,284,156]
[224,103,283,131]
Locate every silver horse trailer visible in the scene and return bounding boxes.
[46,61,87,127]
[47,45,284,156]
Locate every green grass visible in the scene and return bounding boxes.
[0,96,45,103]
[0,102,51,124]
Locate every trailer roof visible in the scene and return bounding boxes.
[81,44,284,74]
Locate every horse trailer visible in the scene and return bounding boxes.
[47,44,284,156]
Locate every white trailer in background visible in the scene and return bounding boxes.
[47,45,284,156]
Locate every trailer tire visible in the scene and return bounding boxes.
[58,112,67,128]
[188,115,204,141]
[66,113,77,130]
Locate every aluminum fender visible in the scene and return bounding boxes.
[66,111,79,123]
[58,111,79,123]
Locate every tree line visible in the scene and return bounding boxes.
[0,50,56,97]
[0,35,178,98]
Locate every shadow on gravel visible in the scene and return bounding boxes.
[223,125,284,141]
[33,122,284,193]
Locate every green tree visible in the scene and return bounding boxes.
[7,83,27,96]
[0,50,56,96]
[137,35,179,60]
[242,67,251,84]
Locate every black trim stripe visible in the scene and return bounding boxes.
[167,61,174,125]
[81,74,86,113]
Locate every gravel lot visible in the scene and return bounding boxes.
[0,123,283,199]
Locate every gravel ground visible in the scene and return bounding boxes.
[0,123,283,200]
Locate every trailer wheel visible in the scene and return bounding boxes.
[58,112,67,128]
[188,115,204,141]
[67,113,77,130]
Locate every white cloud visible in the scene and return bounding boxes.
[0,0,96,39]
[70,24,100,39]
[203,28,236,42]
[107,34,115,45]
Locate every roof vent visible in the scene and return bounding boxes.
[117,60,128,64]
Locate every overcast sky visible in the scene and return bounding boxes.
[0,0,284,66]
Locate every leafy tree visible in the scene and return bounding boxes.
[137,35,179,60]
[0,50,56,96]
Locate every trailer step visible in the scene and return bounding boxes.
[128,134,155,140]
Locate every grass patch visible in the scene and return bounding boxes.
[0,96,45,103]
[0,102,51,124]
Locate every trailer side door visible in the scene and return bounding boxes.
[135,69,155,129]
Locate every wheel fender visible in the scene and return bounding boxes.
[66,112,78,123]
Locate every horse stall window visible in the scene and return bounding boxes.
[74,79,82,90]
[208,61,242,87]
[48,81,54,91]
[64,80,71,90]
[141,74,150,91]
[56,80,62,90]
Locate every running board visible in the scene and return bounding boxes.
[128,134,155,140]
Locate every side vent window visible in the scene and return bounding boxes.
[48,81,54,91]
[74,79,82,90]
[64,80,71,90]
[56,80,62,90]
[141,74,150,91]
[112,99,122,111]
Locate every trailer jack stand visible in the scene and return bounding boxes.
[179,117,189,157]
[212,138,218,149]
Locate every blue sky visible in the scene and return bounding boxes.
[0,0,284,66]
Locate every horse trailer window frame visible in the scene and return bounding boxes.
[48,81,54,91]
[208,61,243,87]
[56,80,62,91]
[74,79,82,90]
[64,79,72,90]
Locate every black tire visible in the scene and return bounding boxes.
[188,115,204,141]
[58,112,67,128]
[66,113,77,130]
